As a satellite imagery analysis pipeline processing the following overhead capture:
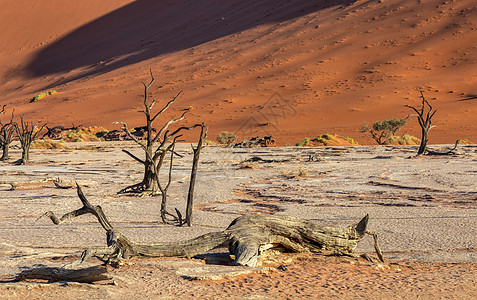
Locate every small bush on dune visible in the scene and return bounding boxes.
[297,134,359,146]
[30,90,57,103]
[296,137,311,146]
[61,126,107,142]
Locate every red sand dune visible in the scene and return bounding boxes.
[1,0,476,145]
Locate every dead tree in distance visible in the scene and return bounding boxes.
[13,116,46,165]
[184,123,208,226]
[406,91,437,156]
[0,106,15,161]
[115,70,200,195]
[40,185,384,269]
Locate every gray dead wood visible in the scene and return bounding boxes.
[406,91,437,156]
[425,140,465,156]
[16,265,110,283]
[41,185,383,268]
[184,123,208,226]
[115,70,200,196]
[0,106,15,161]
[13,116,46,165]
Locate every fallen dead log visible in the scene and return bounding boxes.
[16,265,110,283]
[425,140,465,156]
[40,185,383,268]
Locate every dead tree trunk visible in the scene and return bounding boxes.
[158,139,180,223]
[16,265,110,283]
[41,185,384,268]
[184,123,208,226]
[13,116,46,165]
[115,70,200,195]
[0,106,15,161]
[406,91,437,156]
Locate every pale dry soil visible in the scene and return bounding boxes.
[0,142,476,299]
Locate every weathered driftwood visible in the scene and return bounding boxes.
[233,136,277,148]
[16,265,110,283]
[41,185,383,268]
[425,140,465,156]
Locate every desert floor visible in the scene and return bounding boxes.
[0,142,476,299]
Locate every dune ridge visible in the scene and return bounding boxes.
[1,0,476,144]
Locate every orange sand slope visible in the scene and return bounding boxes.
[1,0,476,144]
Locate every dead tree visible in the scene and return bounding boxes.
[184,123,208,226]
[426,139,465,156]
[0,106,15,161]
[158,137,181,223]
[406,91,437,156]
[13,116,46,165]
[115,70,200,195]
[16,265,110,283]
[40,185,384,269]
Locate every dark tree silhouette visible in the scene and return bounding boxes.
[13,116,46,165]
[115,70,200,195]
[0,106,15,161]
[406,91,437,156]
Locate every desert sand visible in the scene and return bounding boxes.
[0,142,476,298]
[1,0,476,145]
[1,0,477,299]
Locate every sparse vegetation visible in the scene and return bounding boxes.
[203,140,216,145]
[297,134,359,146]
[387,134,420,145]
[237,161,260,170]
[60,126,107,142]
[361,119,407,145]
[296,137,311,146]
[217,131,237,145]
[280,166,309,179]
[31,140,70,150]
[30,90,57,103]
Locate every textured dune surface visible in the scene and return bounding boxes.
[1,0,476,144]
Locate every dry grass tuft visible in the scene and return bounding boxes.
[31,140,70,150]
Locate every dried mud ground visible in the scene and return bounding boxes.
[1,142,476,299]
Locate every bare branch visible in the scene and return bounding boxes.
[122,149,145,164]
[150,91,183,123]
[113,121,147,150]
[152,110,188,145]
[184,123,208,226]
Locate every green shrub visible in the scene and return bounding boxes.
[296,137,311,146]
[30,90,57,103]
[217,131,237,145]
[361,118,407,145]
[345,137,359,145]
